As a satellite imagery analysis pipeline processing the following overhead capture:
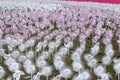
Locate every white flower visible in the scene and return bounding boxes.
[102,56,111,66]
[29,40,35,46]
[24,64,36,75]
[33,72,42,80]
[71,52,80,62]
[18,44,26,52]
[5,37,11,44]
[17,55,27,62]
[88,58,97,68]
[60,67,72,79]
[37,56,45,61]
[113,58,120,63]
[76,71,91,80]
[100,73,110,80]
[11,50,20,59]
[93,65,105,77]
[64,41,73,49]
[113,62,120,74]
[36,42,43,52]
[7,44,14,51]
[56,51,65,58]
[54,55,62,62]
[26,50,34,59]
[25,39,35,48]
[90,43,100,56]
[41,66,52,76]
[48,46,55,54]
[84,54,94,62]
[41,66,52,80]
[72,61,83,73]
[80,40,86,47]
[13,70,25,80]
[55,40,61,48]
[0,66,6,79]
[0,39,6,47]
[75,47,84,56]
[48,42,55,48]
[3,53,12,59]
[42,40,48,49]
[54,60,65,71]
[105,44,113,52]
[0,49,5,55]
[4,57,16,66]
[36,60,47,69]
[9,62,20,72]
[42,51,49,59]
[104,43,114,57]
[59,47,68,55]
[23,59,32,68]
[105,49,114,57]
[82,71,91,79]
[79,45,86,52]
[17,38,23,45]
[11,39,18,46]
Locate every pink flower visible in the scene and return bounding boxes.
[75,29,80,35]
[28,27,37,34]
[91,20,96,26]
[85,28,92,37]
[5,27,11,34]
[116,29,120,37]
[105,30,113,39]
[103,38,111,45]
[54,30,60,35]
[44,35,52,41]
[95,29,101,36]
[101,28,106,33]
[31,37,37,41]
[56,35,63,41]
[80,27,86,33]
[43,30,50,36]
[92,36,99,44]
[22,33,28,40]
[11,25,18,33]
[117,40,120,44]
[64,37,71,43]
[79,34,86,42]
[70,33,78,40]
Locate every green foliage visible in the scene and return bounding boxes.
[48,59,53,65]
[65,56,73,65]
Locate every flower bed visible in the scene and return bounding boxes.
[0,1,120,80]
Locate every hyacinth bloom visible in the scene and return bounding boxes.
[0,0,120,80]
